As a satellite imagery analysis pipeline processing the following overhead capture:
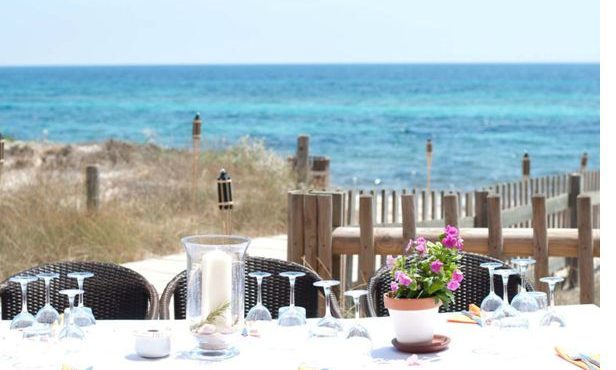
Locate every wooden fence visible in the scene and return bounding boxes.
[287,172,600,305]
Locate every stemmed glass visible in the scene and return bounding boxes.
[246,272,272,322]
[278,272,307,326]
[491,269,527,328]
[67,272,96,327]
[479,262,504,326]
[9,275,38,330]
[58,289,86,342]
[510,258,539,313]
[35,272,60,324]
[344,290,371,344]
[539,276,566,327]
[311,280,342,337]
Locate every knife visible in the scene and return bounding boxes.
[461,310,482,326]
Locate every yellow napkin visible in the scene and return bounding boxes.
[447,304,482,324]
[554,346,600,369]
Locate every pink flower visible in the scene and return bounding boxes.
[452,269,464,283]
[445,225,459,237]
[395,271,412,286]
[386,255,395,268]
[442,234,458,249]
[414,237,427,254]
[405,239,413,253]
[390,281,399,292]
[430,260,443,274]
[456,237,464,250]
[447,279,460,291]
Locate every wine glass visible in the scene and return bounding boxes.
[311,280,342,337]
[35,272,60,324]
[539,276,566,327]
[491,269,527,328]
[246,272,272,322]
[510,258,539,313]
[9,275,38,330]
[67,272,96,327]
[344,290,371,348]
[278,272,307,326]
[58,289,86,342]
[479,262,504,326]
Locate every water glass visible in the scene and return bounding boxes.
[67,272,96,327]
[35,272,60,325]
[310,280,342,337]
[9,275,38,330]
[278,272,307,327]
[479,262,504,326]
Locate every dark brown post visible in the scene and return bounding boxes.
[347,190,355,225]
[487,195,503,259]
[443,194,459,228]
[580,152,588,173]
[85,165,100,212]
[474,190,489,227]
[287,192,305,264]
[465,192,473,218]
[381,189,388,224]
[401,194,416,244]
[566,173,582,288]
[317,194,333,279]
[522,153,531,179]
[431,191,437,220]
[421,190,428,221]
[296,135,310,185]
[359,195,375,283]
[577,195,594,304]
[392,190,398,223]
[532,195,548,292]
[311,156,330,189]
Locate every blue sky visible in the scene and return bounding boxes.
[0,0,599,66]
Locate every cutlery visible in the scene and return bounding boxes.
[568,351,599,370]
[460,310,482,326]
[580,353,600,368]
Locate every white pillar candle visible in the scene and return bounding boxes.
[201,250,233,325]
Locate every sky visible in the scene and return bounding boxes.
[0,0,599,66]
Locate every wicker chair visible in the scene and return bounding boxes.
[160,255,342,320]
[367,252,533,317]
[0,261,159,320]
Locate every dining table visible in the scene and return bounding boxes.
[0,304,601,369]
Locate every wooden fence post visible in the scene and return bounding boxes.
[359,195,375,284]
[0,132,4,184]
[191,113,202,212]
[474,191,489,227]
[311,156,330,189]
[392,190,398,223]
[381,189,388,224]
[347,190,355,225]
[566,173,582,288]
[303,194,319,271]
[443,194,459,228]
[85,165,100,212]
[296,135,310,185]
[532,195,548,292]
[317,194,333,280]
[522,153,531,179]
[401,194,416,244]
[287,191,305,264]
[465,192,473,218]
[580,152,588,173]
[487,195,503,259]
[577,195,594,304]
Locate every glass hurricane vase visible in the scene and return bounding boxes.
[182,235,250,361]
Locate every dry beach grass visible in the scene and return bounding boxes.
[0,138,293,280]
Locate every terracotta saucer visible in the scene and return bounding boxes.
[391,335,451,354]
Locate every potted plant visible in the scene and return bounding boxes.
[384,225,464,344]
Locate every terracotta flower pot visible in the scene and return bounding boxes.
[383,293,442,345]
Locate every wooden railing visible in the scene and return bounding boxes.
[287,172,600,304]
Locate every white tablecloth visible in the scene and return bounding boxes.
[0,305,601,369]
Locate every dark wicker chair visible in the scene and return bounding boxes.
[0,261,159,320]
[367,252,533,317]
[160,255,342,320]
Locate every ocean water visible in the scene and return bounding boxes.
[0,64,599,190]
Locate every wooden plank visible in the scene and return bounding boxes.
[465,192,473,218]
[443,194,459,228]
[331,192,344,286]
[317,194,333,279]
[303,194,319,270]
[347,190,354,225]
[474,191,489,227]
[359,195,375,284]
[85,165,100,212]
[287,191,305,264]
[421,190,428,221]
[440,190,445,218]
[487,195,503,259]
[296,135,310,184]
[401,194,416,243]
[331,227,601,258]
[577,195,594,304]
[532,195,549,292]
[392,190,398,223]
[506,183,512,210]
[381,189,388,224]
[431,191,437,220]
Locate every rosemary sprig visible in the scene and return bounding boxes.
[190,301,230,332]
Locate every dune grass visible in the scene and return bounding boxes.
[0,138,293,280]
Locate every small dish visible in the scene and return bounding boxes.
[134,329,171,359]
[391,334,450,353]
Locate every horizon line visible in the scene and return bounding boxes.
[0,61,600,68]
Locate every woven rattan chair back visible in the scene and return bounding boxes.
[367,252,533,317]
[160,255,342,320]
[0,261,159,320]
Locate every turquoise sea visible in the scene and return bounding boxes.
[0,64,599,189]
